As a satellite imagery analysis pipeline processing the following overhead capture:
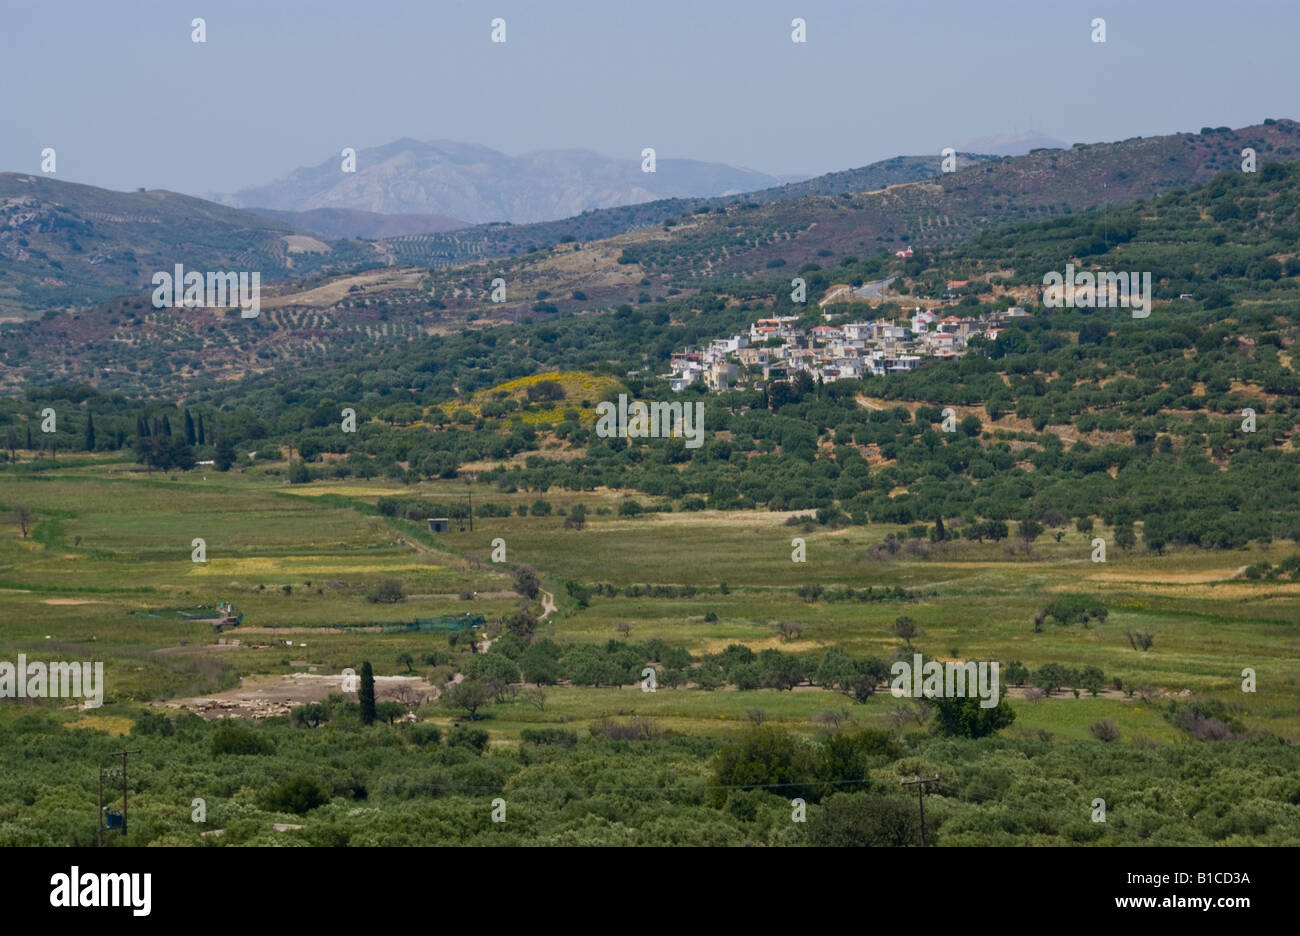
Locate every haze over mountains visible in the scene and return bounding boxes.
[247,207,468,240]
[3,120,1296,329]
[954,131,1069,156]
[0,149,984,317]
[213,139,803,226]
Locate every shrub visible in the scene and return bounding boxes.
[805,794,923,847]
[448,725,491,753]
[210,721,274,757]
[928,696,1016,738]
[513,565,541,599]
[525,380,565,402]
[589,716,665,741]
[259,776,330,814]
[1090,719,1121,742]
[366,579,405,604]
[1042,596,1108,626]
[409,723,442,747]
[520,728,579,747]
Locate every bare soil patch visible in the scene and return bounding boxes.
[163,672,437,720]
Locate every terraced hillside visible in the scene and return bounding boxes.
[0,174,379,319]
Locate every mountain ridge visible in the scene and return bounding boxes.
[214,139,802,225]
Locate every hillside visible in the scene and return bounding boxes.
[374,121,1300,279]
[0,174,379,320]
[0,151,990,319]
[247,207,468,240]
[604,120,1300,279]
[3,121,1298,398]
[373,152,993,270]
[181,158,1300,550]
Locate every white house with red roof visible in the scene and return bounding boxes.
[910,309,939,333]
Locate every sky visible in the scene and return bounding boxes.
[2,0,1296,197]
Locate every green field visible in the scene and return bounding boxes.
[1,463,1298,846]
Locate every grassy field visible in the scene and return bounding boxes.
[2,464,1297,742]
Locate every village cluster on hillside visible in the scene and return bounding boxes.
[665,303,1032,391]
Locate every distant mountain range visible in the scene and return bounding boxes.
[4,121,1297,327]
[212,139,803,226]
[0,150,981,317]
[375,120,1300,272]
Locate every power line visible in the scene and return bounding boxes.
[901,774,940,846]
[99,750,141,845]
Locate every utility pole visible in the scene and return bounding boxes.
[108,750,141,839]
[901,774,940,847]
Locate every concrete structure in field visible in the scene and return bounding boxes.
[428,518,449,533]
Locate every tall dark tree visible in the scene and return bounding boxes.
[161,415,172,437]
[136,416,149,439]
[5,425,16,462]
[184,410,196,445]
[84,413,95,452]
[26,425,32,450]
[213,430,236,471]
[196,413,205,447]
[134,434,195,473]
[358,661,377,725]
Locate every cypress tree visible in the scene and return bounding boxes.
[85,413,95,452]
[184,410,195,445]
[26,425,32,450]
[136,415,149,438]
[162,414,172,437]
[197,413,205,446]
[214,430,235,471]
[358,661,376,725]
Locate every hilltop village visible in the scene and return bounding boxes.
[666,301,1032,391]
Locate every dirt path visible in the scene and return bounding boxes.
[405,590,516,600]
[476,588,551,654]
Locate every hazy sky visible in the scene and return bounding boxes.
[3,0,1295,196]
